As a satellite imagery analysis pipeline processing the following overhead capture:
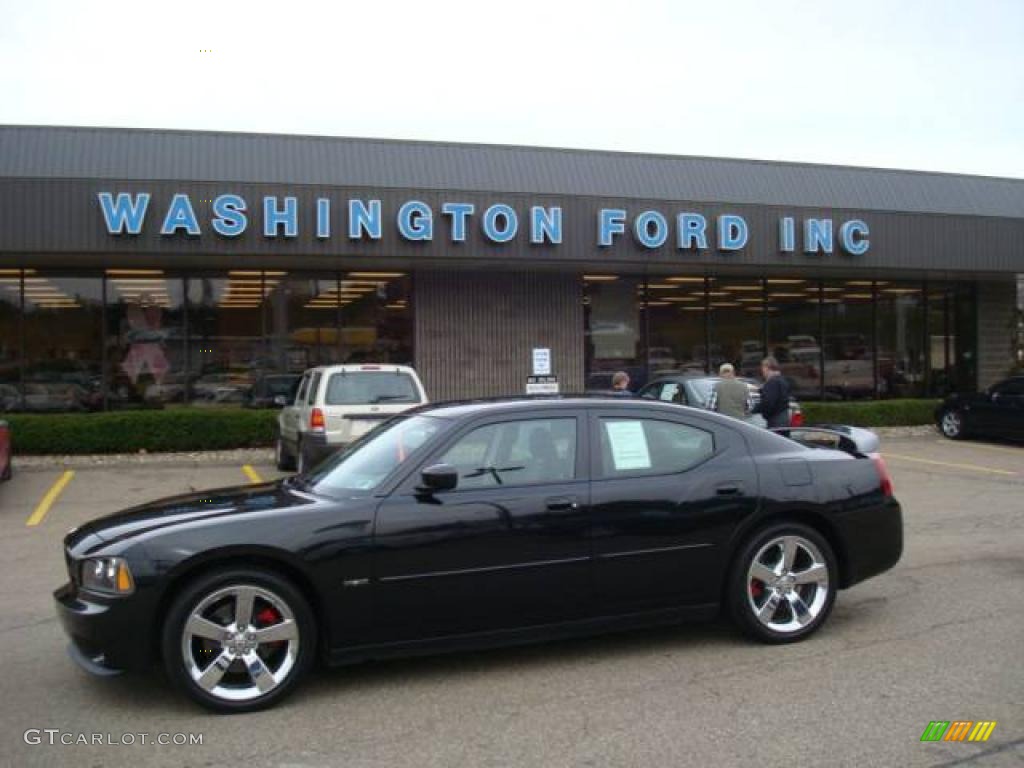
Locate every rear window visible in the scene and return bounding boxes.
[325,372,420,405]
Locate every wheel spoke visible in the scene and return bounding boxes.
[252,619,298,645]
[242,651,276,694]
[233,587,258,628]
[186,614,229,642]
[780,537,799,573]
[787,593,813,625]
[792,562,827,585]
[757,592,781,623]
[196,650,232,691]
[749,562,777,585]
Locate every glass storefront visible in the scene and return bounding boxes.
[0,269,413,412]
[584,275,976,399]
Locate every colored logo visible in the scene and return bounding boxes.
[920,721,997,742]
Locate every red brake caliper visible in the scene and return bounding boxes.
[750,580,763,598]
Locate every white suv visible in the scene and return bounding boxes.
[276,364,428,472]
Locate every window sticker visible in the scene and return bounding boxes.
[605,420,651,471]
[660,383,680,402]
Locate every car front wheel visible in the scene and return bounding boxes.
[729,523,837,644]
[162,568,315,713]
[939,409,966,440]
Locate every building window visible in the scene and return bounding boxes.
[22,273,103,412]
[646,275,708,377]
[584,275,643,391]
[708,277,765,378]
[338,272,413,365]
[877,282,925,398]
[766,279,822,400]
[0,269,21,411]
[823,280,875,400]
[264,274,341,374]
[105,270,187,408]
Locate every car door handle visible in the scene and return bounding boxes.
[716,484,743,496]
[546,496,579,511]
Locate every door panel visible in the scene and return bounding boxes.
[589,410,758,613]
[372,413,591,642]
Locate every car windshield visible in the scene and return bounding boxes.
[300,414,448,496]
[325,372,419,405]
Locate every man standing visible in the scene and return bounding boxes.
[751,356,792,428]
[708,363,751,420]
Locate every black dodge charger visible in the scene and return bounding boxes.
[56,397,902,712]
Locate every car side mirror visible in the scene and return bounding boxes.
[419,464,458,493]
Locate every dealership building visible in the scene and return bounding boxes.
[0,125,1021,410]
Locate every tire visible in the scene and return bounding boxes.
[275,437,296,471]
[162,568,316,713]
[939,409,967,440]
[296,438,307,474]
[728,522,837,644]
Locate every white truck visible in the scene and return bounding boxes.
[276,364,428,472]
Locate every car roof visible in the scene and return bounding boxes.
[414,395,715,421]
[305,364,418,375]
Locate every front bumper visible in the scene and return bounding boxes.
[54,582,153,674]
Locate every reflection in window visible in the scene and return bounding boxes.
[766,279,822,400]
[0,270,21,411]
[265,274,340,374]
[877,282,924,398]
[646,276,708,376]
[23,274,103,412]
[338,272,413,365]
[927,282,975,396]
[105,270,187,408]
[708,278,764,378]
[440,418,577,488]
[584,275,643,391]
[823,281,875,400]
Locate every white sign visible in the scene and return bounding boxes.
[526,376,559,395]
[532,347,552,376]
[605,421,651,471]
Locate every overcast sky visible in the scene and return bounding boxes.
[1,0,1021,177]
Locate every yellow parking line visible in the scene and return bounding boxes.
[242,465,263,484]
[883,452,1016,476]
[26,470,75,527]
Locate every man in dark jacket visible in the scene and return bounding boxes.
[751,356,791,428]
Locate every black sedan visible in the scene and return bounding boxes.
[55,397,902,712]
[935,376,1024,441]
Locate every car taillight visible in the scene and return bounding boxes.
[869,452,894,497]
[310,408,326,432]
[790,410,804,427]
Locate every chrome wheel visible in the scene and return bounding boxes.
[941,410,962,438]
[181,584,300,703]
[746,535,830,634]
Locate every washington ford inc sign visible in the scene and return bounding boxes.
[97,192,870,255]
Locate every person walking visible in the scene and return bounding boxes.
[751,356,792,428]
[708,363,752,420]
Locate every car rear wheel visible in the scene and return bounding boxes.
[296,439,308,474]
[162,568,315,713]
[275,437,296,471]
[939,409,966,440]
[729,523,836,644]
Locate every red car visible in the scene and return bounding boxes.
[0,420,11,482]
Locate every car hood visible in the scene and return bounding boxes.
[66,479,320,550]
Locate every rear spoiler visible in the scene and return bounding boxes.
[770,424,880,458]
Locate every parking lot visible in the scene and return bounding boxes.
[0,434,1021,768]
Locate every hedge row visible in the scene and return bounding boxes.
[800,398,941,428]
[2,399,942,455]
[5,407,279,455]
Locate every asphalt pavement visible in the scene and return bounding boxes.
[0,434,1021,768]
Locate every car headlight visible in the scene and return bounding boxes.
[80,557,135,595]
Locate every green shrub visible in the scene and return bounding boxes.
[801,399,940,428]
[5,407,278,455]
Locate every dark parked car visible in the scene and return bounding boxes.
[639,373,804,427]
[0,420,10,482]
[55,397,902,712]
[935,376,1024,441]
[245,374,302,409]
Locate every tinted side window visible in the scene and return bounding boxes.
[597,418,713,478]
[294,374,310,405]
[307,372,322,405]
[439,418,577,490]
[995,379,1024,396]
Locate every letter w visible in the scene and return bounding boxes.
[98,192,150,234]
[920,721,949,742]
